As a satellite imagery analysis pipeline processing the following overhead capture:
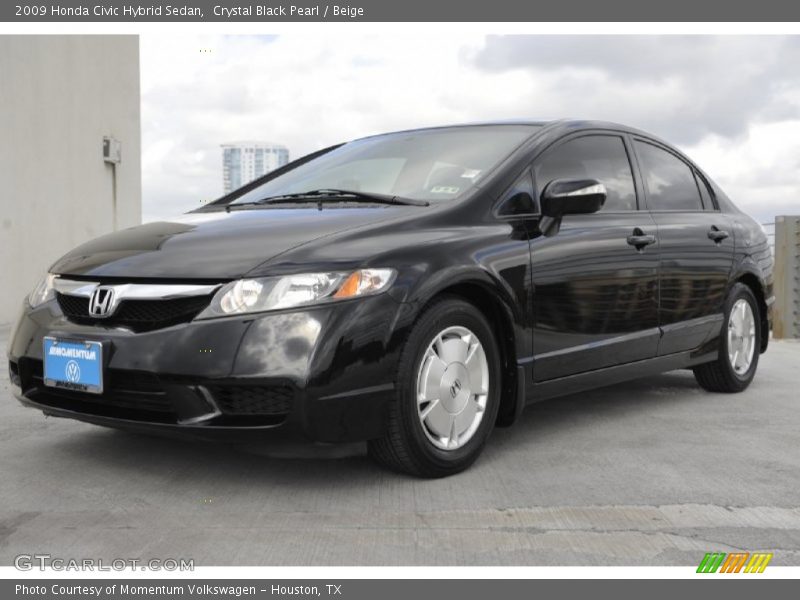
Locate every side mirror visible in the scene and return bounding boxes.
[541,179,607,218]
[498,191,537,217]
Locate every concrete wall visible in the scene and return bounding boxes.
[0,35,141,324]
[773,216,800,339]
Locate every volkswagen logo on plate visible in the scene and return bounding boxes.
[88,286,115,318]
[65,360,81,383]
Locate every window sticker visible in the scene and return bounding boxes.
[430,186,460,194]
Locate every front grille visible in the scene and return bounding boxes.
[56,293,91,320]
[22,359,175,422]
[207,385,294,416]
[56,292,212,332]
[17,359,292,427]
[8,360,21,387]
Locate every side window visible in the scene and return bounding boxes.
[497,170,537,217]
[695,172,716,210]
[534,135,637,212]
[634,141,703,211]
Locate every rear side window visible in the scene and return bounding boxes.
[534,135,637,212]
[695,172,716,210]
[635,141,703,211]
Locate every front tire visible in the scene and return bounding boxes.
[368,297,502,477]
[693,282,761,393]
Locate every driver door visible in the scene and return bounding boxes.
[529,133,660,381]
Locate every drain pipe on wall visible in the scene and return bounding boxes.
[103,136,122,231]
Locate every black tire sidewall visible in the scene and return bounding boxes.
[397,298,502,471]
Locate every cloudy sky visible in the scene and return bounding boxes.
[141,34,800,225]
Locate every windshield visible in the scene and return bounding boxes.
[229,125,540,205]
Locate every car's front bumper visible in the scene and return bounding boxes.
[7,293,411,443]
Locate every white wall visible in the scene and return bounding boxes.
[0,35,141,324]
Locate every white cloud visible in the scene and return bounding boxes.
[140,34,800,224]
[685,120,800,223]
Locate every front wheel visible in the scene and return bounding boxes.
[693,282,761,393]
[368,297,502,477]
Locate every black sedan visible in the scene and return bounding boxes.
[7,120,773,477]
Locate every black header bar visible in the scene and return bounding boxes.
[3,0,800,22]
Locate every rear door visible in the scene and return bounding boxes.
[529,133,660,382]
[632,139,734,355]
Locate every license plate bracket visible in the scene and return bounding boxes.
[43,337,104,394]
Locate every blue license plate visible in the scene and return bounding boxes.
[43,337,104,394]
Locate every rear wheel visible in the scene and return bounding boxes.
[368,297,501,477]
[693,283,761,393]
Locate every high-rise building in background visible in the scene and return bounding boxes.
[221,142,290,194]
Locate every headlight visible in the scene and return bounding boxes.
[196,269,396,319]
[28,273,58,307]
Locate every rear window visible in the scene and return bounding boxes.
[635,141,703,211]
[695,172,716,210]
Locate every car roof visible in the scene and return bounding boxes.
[360,119,668,145]
[533,119,671,143]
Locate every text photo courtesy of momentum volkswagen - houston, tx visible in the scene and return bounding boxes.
[1,2,800,594]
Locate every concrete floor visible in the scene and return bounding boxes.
[2,323,799,566]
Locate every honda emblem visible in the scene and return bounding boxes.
[88,287,116,318]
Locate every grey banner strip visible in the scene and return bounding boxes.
[3,0,800,22]
[4,580,799,600]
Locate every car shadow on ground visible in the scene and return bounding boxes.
[41,369,705,485]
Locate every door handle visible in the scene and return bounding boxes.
[627,228,656,251]
[708,226,729,243]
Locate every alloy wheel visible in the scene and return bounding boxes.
[415,326,489,450]
[727,298,756,375]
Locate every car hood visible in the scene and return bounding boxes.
[50,207,399,279]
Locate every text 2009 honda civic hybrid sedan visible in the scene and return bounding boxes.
[8,120,774,477]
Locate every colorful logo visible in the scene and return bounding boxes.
[697,552,773,573]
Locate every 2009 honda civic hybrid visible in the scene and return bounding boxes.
[8,120,773,477]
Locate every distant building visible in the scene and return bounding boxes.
[221,142,289,194]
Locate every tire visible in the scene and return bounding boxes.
[368,296,502,477]
[693,282,761,393]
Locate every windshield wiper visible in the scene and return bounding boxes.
[227,188,429,210]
